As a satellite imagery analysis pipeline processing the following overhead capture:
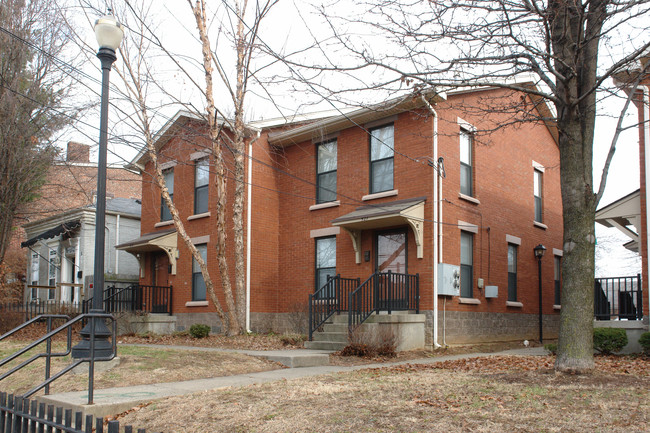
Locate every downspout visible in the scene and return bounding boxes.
[246,129,261,332]
[643,86,650,322]
[424,98,442,349]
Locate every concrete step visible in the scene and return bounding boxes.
[327,314,350,324]
[304,340,347,351]
[322,323,348,333]
[312,331,348,343]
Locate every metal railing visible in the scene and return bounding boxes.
[83,284,173,315]
[0,302,84,322]
[594,274,643,320]
[308,275,360,341]
[1,392,146,433]
[348,271,419,333]
[0,313,116,404]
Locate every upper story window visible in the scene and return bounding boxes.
[507,244,518,302]
[161,168,174,221]
[460,231,473,298]
[460,129,473,196]
[194,158,209,214]
[317,140,337,203]
[315,236,336,296]
[369,124,394,194]
[192,244,208,301]
[534,168,543,222]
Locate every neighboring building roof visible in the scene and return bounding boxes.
[101,197,142,217]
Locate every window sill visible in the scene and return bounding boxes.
[534,221,548,230]
[185,301,208,307]
[154,220,174,228]
[188,212,211,221]
[362,189,398,201]
[506,301,524,308]
[309,201,340,211]
[459,297,481,305]
[459,193,480,205]
[553,304,561,310]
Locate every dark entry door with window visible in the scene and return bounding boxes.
[375,230,408,310]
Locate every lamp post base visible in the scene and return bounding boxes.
[71,311,114,359]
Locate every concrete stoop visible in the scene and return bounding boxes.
[305,311,426,351]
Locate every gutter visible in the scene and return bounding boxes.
[644,86,650,321]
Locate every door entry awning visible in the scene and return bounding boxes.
[331,197,425,263]
[21,219,81,248]
[116,228,178,274]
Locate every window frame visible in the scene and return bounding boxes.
[369,124,395,194]
[160,168,174,222]
[460,129,473,197]
[194,158,209,215]
[316,139,338,203]
[192,244,208,302]
[315,236,336,296]
[30,251,39,300]
[507,243,518,302]
[460,231,474,298]
[534,168,543,223]
[47,248,57,300]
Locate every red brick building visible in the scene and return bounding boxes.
[120,85,564,347]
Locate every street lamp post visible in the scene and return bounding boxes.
[534,244,547,344]
[71,12,124,360]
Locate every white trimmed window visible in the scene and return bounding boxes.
[534,168,543,223]
[460,129,473,196]
[192,245,208,301]
[194,158,209,214]
[161,168,174,221]
[315,236,336,296]
[370,124,394,193]
[460,231,474,298]
[317,140,337,203]
[507,244,518,301]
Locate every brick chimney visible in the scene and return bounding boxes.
[66,142,90,163]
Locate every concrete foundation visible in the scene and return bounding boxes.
[593,320,649,354]
[117,314,177,335]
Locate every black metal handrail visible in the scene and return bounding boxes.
[348,271,419,333]
[594,274,643,320]
[0,313,116,404]
[308,275,360,341]
[82,284,173,315]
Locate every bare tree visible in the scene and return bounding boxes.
[73,0,277,335]
[0,0,77,267]
[283,0,650,372]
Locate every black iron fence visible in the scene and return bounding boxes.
[0,392,145,433]
[308,275,360,341]
[82,283,173,316]
[0,301,83,323]
[348,271,420,333]
[594,274,643,320]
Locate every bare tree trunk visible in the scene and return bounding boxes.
[190,0,241,336]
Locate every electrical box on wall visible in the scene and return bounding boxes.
[485,285,498,298]
[438,263,460,296]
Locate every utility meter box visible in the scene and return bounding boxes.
[438,263,460,296]
[485,285,499,298]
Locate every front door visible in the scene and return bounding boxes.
[375,230,408,310]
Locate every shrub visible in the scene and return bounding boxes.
[189,324,211,339]
[0,310,23,334]
[638,332,650,355]
[593,328,627,355]
[544,343,557,355]
[339,327,398,358]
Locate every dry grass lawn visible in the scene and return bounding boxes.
[117,355,650,433]
[0,341,283,396]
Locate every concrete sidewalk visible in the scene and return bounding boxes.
[37,346,548,419]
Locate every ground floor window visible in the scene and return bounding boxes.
[554,255,561,305]
[507,244,517,301]
[460,231,473,298]
[192,245,208,301]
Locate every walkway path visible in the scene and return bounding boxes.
[37,346,548,419]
